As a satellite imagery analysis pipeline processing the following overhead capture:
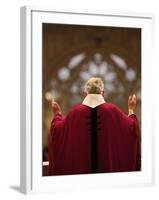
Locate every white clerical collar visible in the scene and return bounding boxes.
[82,94,105,108]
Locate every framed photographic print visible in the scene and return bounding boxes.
[20,6,154,194]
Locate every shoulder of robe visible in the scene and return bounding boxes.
[100,103,127,118]
[100,102,117,111]
[65,104,86,117]
[71,103,91,111]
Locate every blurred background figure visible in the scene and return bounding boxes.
[42,23,141,175]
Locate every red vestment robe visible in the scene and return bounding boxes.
[48,102,141,175]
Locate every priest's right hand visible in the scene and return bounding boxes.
[51,100,62,115]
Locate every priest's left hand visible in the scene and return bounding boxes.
[51,100,62,115]
[128,94,137,116]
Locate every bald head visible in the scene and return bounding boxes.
[84,77,105,96]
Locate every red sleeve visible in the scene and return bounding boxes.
[112,104,140,131]
[110,104,141,171]
[120,113,141,171]
[50,113,63,136]
[48,113,64,175]
[128,114,141,170]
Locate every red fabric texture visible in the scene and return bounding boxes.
[48,103,141,175]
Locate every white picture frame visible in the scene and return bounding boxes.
[20,5,154,194]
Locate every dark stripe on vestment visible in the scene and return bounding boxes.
[91,108,98,173]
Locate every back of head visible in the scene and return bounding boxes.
[84,77,104,94]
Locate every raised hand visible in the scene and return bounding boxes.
[51,99,62,115]
[128,94,137,116]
